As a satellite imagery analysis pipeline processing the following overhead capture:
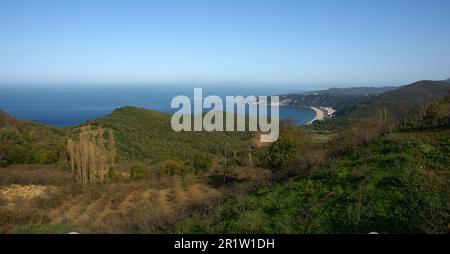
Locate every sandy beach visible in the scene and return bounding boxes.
[306,106,325,125]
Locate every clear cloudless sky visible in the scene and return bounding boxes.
[0,0,449,87]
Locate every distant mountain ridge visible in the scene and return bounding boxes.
[336,80,450,119]
[280,86,396,110]
[303,86,396,96]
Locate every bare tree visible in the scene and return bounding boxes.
[67,125,116,184]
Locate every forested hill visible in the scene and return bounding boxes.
[1,106,253,167]
[0,111,66,167]
[279,86,396,110]
[78,106,252,163]
[337,80,450,119]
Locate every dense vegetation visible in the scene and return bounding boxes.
[280,86,396,111]
[337,80,450,119]
[315,80,450,130]
[0,111,65,167]
[82,106,253,163]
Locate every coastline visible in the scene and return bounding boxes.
[306,106,325,125]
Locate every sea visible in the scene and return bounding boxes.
[0,85,315,128]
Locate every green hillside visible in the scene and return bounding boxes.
[80,106,253,163]
[0,111,66,167]
[174,128,450,234]
[338,80,450,118]
[280,86,396,111]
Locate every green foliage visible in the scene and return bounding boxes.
[84,107,252,163]
[33,148,58,164]
[107,169,119,182]
[338,80,450,125]
[265,122,303,169]
[0,111,66,167]
[193,152,212,173]
[0,127,24,144]
[174,129,450,234]
[419,98,450,128]
[280,86,395,112]
[129,165,146,180]
[266,138,297,169]
[7,145,32,164]
[161,159,189,176]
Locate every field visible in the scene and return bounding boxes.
[0,164,272,233]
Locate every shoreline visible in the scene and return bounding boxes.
[306,106,325,125]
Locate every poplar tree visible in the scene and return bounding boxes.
[66,125,116,184]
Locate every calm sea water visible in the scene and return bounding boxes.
[0,85,315,128]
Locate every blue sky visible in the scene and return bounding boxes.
[0,0,449,87]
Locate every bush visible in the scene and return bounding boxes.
[161,160,186,176]
[193,153,212,173]
[0,127,24,144]
[7,145,32,164]
[265,121,304,170]
[33,148,58,164]
[266,138,297,169]
[129,165,146,180]
[107,169,119,182]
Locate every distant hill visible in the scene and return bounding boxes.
[79,106,252,163]
[280,86,396,110]
[338,80,450,118]
[305,86,396,96]
[445,77,450,83]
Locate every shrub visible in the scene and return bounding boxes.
[266,138,297,169]
[193,152,212,173]
[107,169,119,182]
[33,148,58,164]
[0,159,7,168]
[129,165,146,180]
[7,145,32,164]
[161,160,186,176]
[0,127,24,144]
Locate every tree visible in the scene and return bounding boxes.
[161,159,185,176]
[7,144,32,164]
[266,121,303,170]
[420,100,450,128]
[267,137,297,169]
[193,152,212,173]
[34,148,58,164]
[130,165,146,179]
[66,125,116,184]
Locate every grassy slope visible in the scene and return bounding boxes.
[83,106,253,163]
[174,128,450,233]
